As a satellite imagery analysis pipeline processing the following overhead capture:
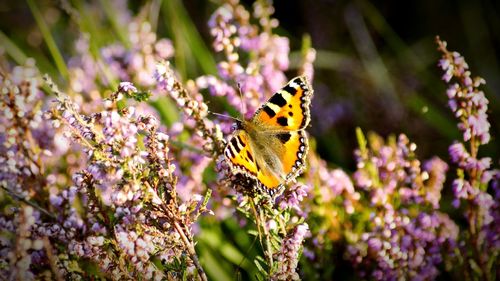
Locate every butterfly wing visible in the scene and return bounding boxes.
[224,131,258,177]
[250,130,309,191]
[272,130,309,182]
[252,76,313,131]
[225,76,313,194]
[224,130,282,190]
[225,129,309,192]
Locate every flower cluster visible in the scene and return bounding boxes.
[3,206,45,280]
[203,0,296,117]
[0,59,47,198]
[345,132,458,280]
[201,2,316,278]
[348,211,458,280]
[0,62,211,279]
[47,77,211,279]
[272,223,310,280]
[68,15,174,97]
[437,37,499,280]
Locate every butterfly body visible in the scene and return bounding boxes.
[225,76,313,194]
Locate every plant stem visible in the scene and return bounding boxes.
[26,0,69,80]
[172,218,208,281]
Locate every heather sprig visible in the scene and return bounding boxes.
[150,1,316,278]
[343,130,458,281]
[44,76,211,280]
[204,0,302,118]
[0,61,212,279]
[437,36,499,281]
[232,191,310,280]
[154,60,225,156]
[0,59,47,200]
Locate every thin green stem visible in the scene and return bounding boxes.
[98,0,130,48]
[26,0,69,80]
[249,199,274,275]
[0,185,55,220]
[0,30,28,65]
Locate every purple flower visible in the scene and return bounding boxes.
[422,157,448,209]
[347,210,457,281]
[438,37,498,280]
[118,81,138,93]
[437,38,491,146]
[272,223,309,280]
[448,142,469,165]
[276,183,310,213]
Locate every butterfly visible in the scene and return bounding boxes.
[224,76,313,195]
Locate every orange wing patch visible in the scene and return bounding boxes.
[276,130,309,180]
[252,76,313,131]
[256,166,282,191]
[225,131,283,191]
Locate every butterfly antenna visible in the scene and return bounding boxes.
[236,82,246,119]
[208,111,238,121]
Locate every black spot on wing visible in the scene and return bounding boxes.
[292,77,303,85]
[282,85,297,96]
[269,93,287,107]
[230,138,241,153]
[262,106,276,118]
[226,146,235,158]
[246,151,254,162]
[236,135,244,147]
[288,112,293,117]
[277,116,288,126]
[276,133,291,144]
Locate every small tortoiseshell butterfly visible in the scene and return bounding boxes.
[224,76,313,194]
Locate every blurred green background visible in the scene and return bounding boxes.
[1,0,497,170]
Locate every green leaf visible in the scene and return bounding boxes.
[127,91,152,102]
[355,127,368,156]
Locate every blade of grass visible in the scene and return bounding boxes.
[0,30,28,65]
[199,244,233,281]
[198,229,253,270]
[148,0,162,34]
[27,0,69,80]
[344,4,397,101]
[150,97,180,126]
[98,0,131,48]
[0,30,62,78]
[292,49,362,75]
[71,0,118,90]
[162,0,217,78]
[355,0,445,90]
[356,0,423,70]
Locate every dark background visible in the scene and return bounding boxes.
[1,0,498,169]
[187,0,500,170]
